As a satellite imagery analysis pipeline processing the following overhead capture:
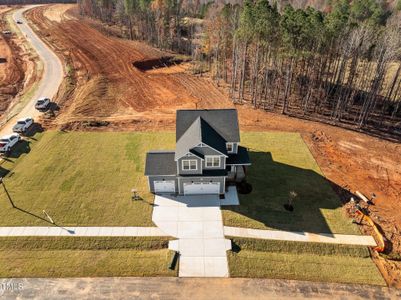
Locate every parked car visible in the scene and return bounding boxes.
[16,20,23,24]
[12,117,33,133]
[2,30,11,35]
[35,97,50,110]
[0,133,20,153]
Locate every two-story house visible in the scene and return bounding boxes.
[144,109,251,195]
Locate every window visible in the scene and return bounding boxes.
[226,143,234,153]
[206,156,220,167]
[182,160,197,170]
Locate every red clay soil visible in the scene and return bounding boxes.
[26,5,231,126]
[27,4,401,287]
[0,6,25,114]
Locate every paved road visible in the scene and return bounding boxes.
[1,277,399,300]
[0,6,64,136]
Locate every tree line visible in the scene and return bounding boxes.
[77,0,401,137]
[3,0,76,4]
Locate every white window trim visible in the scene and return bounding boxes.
[205,156,220,168]
[182,159,197,171]
[226,143,234,153]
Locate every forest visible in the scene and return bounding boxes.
[77,0,401,137]
[3,1,76,4]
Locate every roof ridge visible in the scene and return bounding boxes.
[148,150,175,154]
[198,116,225,142]
[196,116,202,141]
[177,108,236,112]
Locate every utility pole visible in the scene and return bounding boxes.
[42,210,55,224]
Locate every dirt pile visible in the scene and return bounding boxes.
[311,130,332,143]
[133,56,185,72]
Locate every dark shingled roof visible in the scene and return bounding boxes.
[175,117,228,160]
[176,109,240,143]
[144,151,176,176]
[190,146,222,158]
[226,146,251,165]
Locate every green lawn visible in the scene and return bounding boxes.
[0,237,176,277]
[223,132,359,234]
[0,130,371,280]
[228,238,385,285]
[0,249,176,277]
[0,131,355,232]
[0,131,175,226]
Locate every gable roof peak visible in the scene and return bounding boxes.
[174,114,228,160]
[176,109,240,143]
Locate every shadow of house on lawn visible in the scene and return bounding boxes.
[223,151,356,234]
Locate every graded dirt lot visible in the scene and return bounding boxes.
[26,4,230,128]
[0,6,24,113]
[21,4,401,287]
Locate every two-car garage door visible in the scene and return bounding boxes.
[183,182,220,195]
[153,180,221,195]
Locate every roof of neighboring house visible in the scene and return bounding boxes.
[175,116,228,160]
[144,151,176,176]
[176,109,240,143]
[226,146,251,165]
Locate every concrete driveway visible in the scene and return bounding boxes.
[152,194,232,277]
[0,6,64,136]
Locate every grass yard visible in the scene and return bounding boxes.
[223,132,359,234]
[228,238,385,285]
[0,237,176,277]
[0,131,175,226]
[0,130,370,280]
[0,131,355,232]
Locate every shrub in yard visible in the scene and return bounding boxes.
[237,181,253,194]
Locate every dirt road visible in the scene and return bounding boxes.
[2,277,400,300]
[0,6,63,136]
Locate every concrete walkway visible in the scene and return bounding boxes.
[152,194,232,278]
[0,227,166,237]
[224,226,377,246]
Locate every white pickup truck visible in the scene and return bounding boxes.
[12,117,33,133]
[0,133,20,153]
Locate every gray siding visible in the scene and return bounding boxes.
[178,176,225,194]
[148,176,178,193]
[191,145,226,170]
[202,155,226,170]
[177,153,202,175]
